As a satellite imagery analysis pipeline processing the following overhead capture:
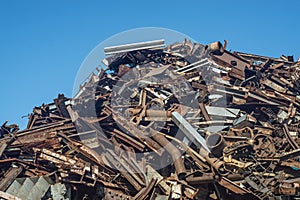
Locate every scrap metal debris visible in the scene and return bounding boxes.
[1,38,300,200]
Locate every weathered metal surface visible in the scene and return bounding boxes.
[0,166,23,191]
[0,191,22,200]
[1,38,300,199]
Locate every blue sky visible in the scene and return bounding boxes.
[0,0,299,129]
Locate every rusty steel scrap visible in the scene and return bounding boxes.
[1,39,300,200]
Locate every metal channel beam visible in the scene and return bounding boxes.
[104,39,165,55]
[171,112,210,152]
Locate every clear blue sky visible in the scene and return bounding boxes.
[0,0,299,129]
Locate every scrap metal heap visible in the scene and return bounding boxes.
[1,39,300,200]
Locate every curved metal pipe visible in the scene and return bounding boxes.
[149,128,186,179]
